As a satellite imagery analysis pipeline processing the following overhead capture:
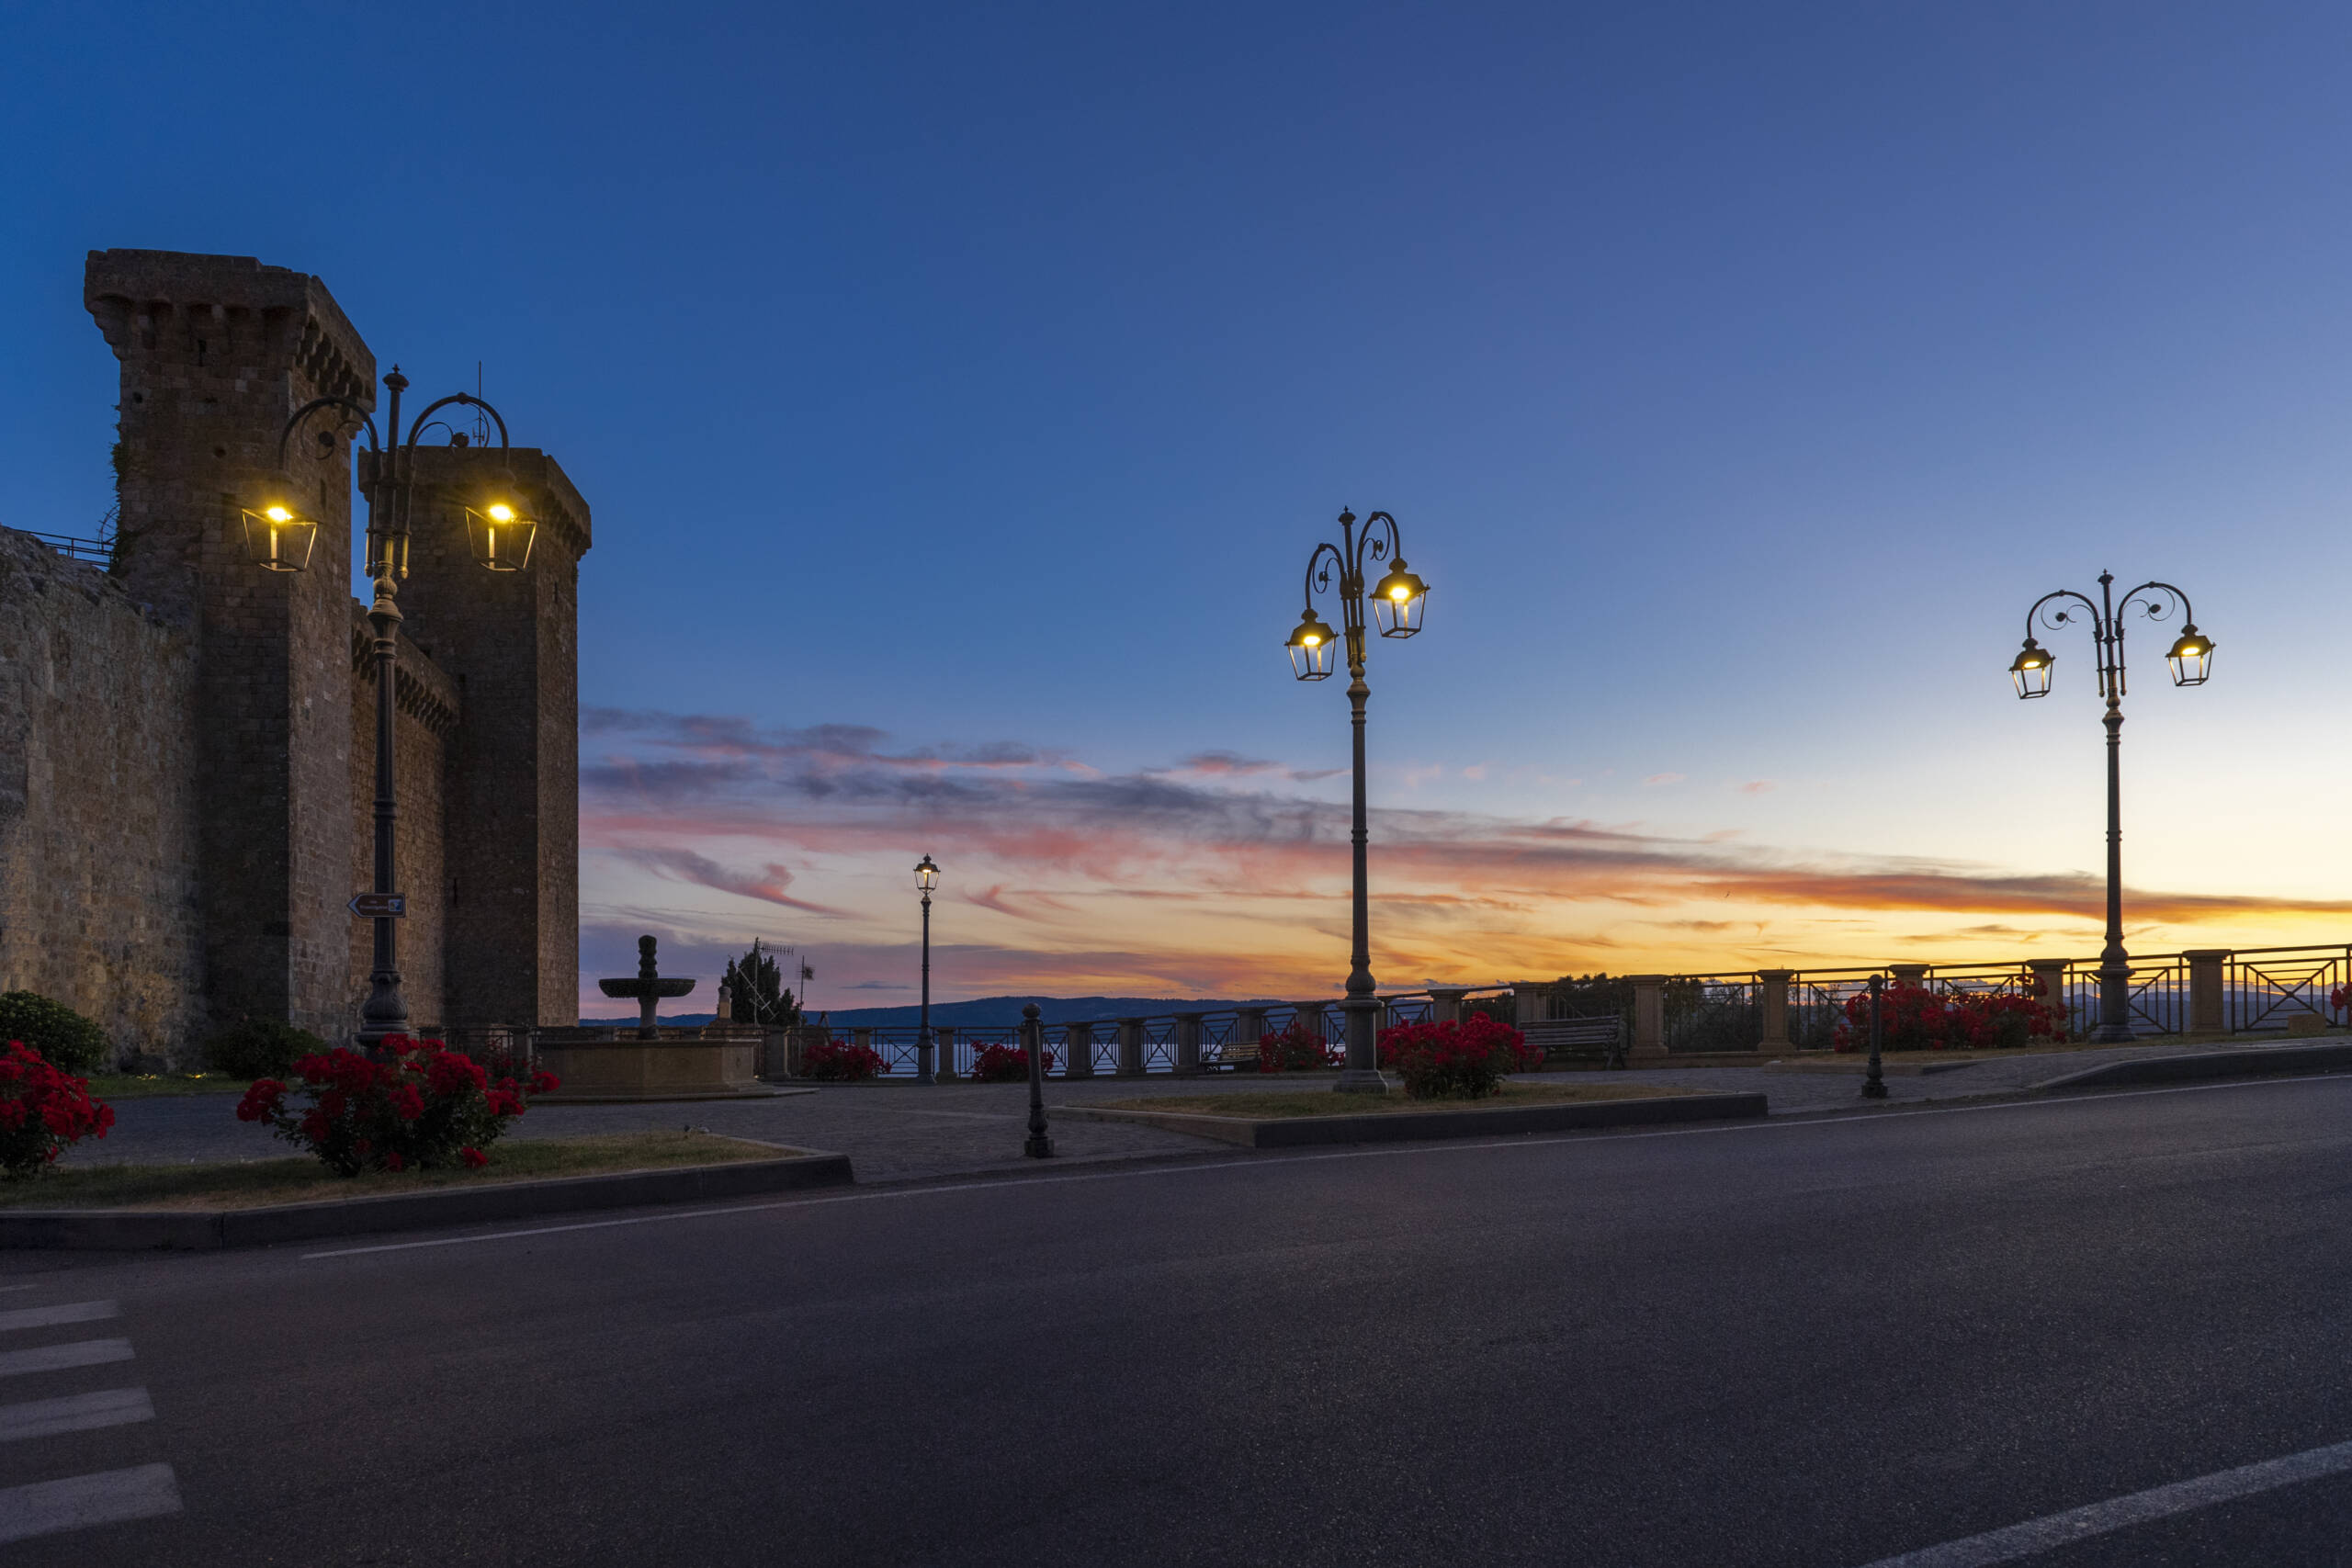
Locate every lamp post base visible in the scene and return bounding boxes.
[1024,1133,1056,1158]
[2088,1024,2137,1043]
[1335,1068,1390,1094]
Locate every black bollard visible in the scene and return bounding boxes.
[1861,973,1888,1099]
[1023,1003,1055,1158]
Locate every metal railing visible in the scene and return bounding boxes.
[783,942,2352,1078]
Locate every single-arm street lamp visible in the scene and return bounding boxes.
[1285,507,1430,1093]
[249,368,539,1050]
[2011,570,2213,1043]
[915,853,939,1084]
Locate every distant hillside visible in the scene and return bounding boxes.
[580,995,1300,1031]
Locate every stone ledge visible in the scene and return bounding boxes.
[2033,1042,2352,1092]
[1054,1091,1767,1148]
[0,1151,854,1252]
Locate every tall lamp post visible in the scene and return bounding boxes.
[1284,508,1430,1093]
[2010,571,2213,1043]
[246,368,539,1049]
[914,854,939,1084]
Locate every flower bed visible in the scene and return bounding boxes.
[1376,1014,1540,1099]
[969,1042,1055,1082]
[802,1038,888,1080]
[0,1041,116,1178]
[1256,1020,1342,1072]
[1831,983,2068,1053]
[235,1034,558,1176]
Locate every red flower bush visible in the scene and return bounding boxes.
[1377,1014,1539,1099]
[0,1040,115,1178]
[802,1037,888,1080]
[1831,983,2069,1053]
[970,1042,1056,1082]
[1256,1019,1342,1072]
[234,1034,556,1176]
[2331,983,2351,1018]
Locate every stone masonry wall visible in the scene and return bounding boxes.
[0,528,205,1060]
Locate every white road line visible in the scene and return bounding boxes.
[0,1301,116,1334]
[0,1462,181,1544]
[306,1070,2352,1260]
[0,1339,133,1379]
[0,1284,42,1295]
[1857,1435,2352,1566]
[0,1387,153,1443]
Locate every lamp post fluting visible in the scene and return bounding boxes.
[1861,974,1887,1100]
[1284,507,1430,1094]
[914,854,939,1084]
[2010,571,2213,1043]
[1022,1002,1054,1158]
[250,367,540,1050]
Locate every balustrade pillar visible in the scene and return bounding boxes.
[2185,950,2228,1034]
[1630,976,1667,1059]
[1513,983,1554,1031]
[1427,988,1468,1027]
[1235,1007,1268,1063]
[1758,970,1793,1050]
[852,1027,876,1062]
[1116,1018,1146,1077]
[1065,1021,1095,1078]
[934,1025,957,1079]
[1889,963,1929,990]
[1173,1012,1204,1076]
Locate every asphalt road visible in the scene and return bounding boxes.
[8,1073,2352,1566]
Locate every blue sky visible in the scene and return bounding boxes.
[7,3,2352,1009]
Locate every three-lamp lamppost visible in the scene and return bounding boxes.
[2009,571,2213,1043]
[1284,508,1430,1093]
[914,853,940,1084]
[243,367,539,1049]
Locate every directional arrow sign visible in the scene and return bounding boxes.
[348,892,408,919]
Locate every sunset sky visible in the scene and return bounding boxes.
[9,3,2352,1015]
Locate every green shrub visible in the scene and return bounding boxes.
[0,992,109,1074]
[203,1018,328,1080]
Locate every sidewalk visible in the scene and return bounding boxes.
[58,1040,2227,1186]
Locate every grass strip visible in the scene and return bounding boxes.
[4,1132,797,1210]
[1089,1082,1700,1119]
[82,1074,254,1100]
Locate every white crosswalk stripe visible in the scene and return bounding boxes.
[0,1462,181,1544]
[0,1387,154,1444]
[0,1339,133,1379]
[0,1301,117,1335]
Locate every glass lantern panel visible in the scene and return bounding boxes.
[240,507,320,573]
[466,507,537,573]
[1372,586,1425,637]
[1289,633,1336,681]
[2010,654,2053,699]
[2167,643,2212,687]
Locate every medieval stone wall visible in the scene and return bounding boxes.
[0,249,590,1064]
[0,529,205,1055]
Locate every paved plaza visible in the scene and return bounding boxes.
[67,1041,2228,1185]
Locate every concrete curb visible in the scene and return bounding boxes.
[2034,1042,2352,1092]
[1055,1091,1767,1147]
[533,1087,814,1105]
[0,1152,855,1252]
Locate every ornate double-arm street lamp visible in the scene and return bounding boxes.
[915,853,940,1085]
[1285,508,1430,1094]
[2010,570,2214,1043]
[249,367,539,1049]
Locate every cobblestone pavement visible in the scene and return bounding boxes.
[59,1039,2247,1184]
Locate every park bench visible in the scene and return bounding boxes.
[1521,1015,1628,1070]
[1203,1035,1262,1071]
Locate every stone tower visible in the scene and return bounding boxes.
[372,445,590,1027]
[85,251,370,1040]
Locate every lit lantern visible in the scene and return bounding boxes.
[464,501,537,573]
[2165,625,2213,687]
[1369,559,1428,637]
[1286,609,1339,681]
[915,853,939,894]
[2009,637,2054,699]
[240,501,321,573]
